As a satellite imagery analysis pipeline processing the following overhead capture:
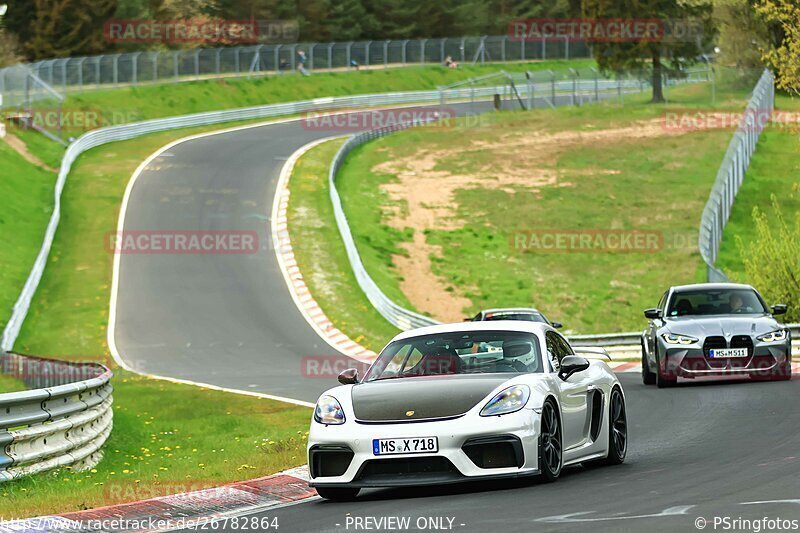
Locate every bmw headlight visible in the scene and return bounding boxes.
[314,395,345,425]
[757,329,788,343]
[661,333,699,345]
[480,385,530,417]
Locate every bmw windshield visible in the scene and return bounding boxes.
[667,288,769,317]
[364,331,543,382]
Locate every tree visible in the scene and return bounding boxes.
[714,0,769,71]
[0,29,22,67]
[4,0,117,60]
[736,195,800,323]
[582,0,715,103]
[754,0,800,94]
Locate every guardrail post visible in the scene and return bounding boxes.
[234,47,240,75]
[550,69,555,105]
[365,41,371,66]
[77,57,86,89]
[460,38,466,63]
[131,52,140,85]
[346,42,353,68]
[592,67,599,101]
[327,43,333,68]
[173,51,179,80]
[290,44,297,70]
[113,54,120,85]
[215,48,221,75]
[309,44,315,71]
[402,40,409,65]
[152,51,159,81]
[420,39,427,64]
[440,39,446,63]
[541,38,546,60]
[501,36,507,61]
[521,38,526,61]
[384,41,389,68]
[194,50,200,79]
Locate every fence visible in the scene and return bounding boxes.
[328,69,713,331]
[0,35,593,109]
[4,72,644,352]
[0,352,113,481]
[698,69,775,281]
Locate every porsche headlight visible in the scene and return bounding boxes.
[757,329,788,343]
[661,333,698,345]
[314,395,345,425]
[480,385,530,417]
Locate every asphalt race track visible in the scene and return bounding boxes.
[112,102,507,402]
[204,374,800,532]
[112,97,800,531]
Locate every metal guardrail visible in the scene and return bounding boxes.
[0,352,113,481]
[2,72,648,352]
[0,35,592,108]
[327,70,709,333]
[698,69,775,281]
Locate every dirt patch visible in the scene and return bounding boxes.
[2,132,58,172]
[375,118,691,321]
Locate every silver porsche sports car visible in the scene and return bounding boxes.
[642,283,792,387]
[307,321,627,501]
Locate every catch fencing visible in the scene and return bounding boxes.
[0,352,113,481]
[2,69,662,352]
[327,70,711,331]
[698,69,775,281]
[0,35,591,108]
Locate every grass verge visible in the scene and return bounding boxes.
[715,94,800,280]
[60,60,594,126]
[329,75,753,334]
[0,119,311,520]
[286,138,401,352]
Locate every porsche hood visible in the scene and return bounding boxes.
[351,374,514,422]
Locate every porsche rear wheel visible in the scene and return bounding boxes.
[603,388,627,465]
[315,487,360,501]
[539,399,562,482]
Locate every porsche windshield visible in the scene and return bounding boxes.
[484,311,547,323]
[667,288,769,317]
[364,331,543,382]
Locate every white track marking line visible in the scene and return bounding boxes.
[107,106,432,404]
[271,138,377,364]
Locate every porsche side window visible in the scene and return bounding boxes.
[554,334,574,357]
[545,332,563,370]
[658,291,668,311]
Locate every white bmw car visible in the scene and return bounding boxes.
[307,322,627,500]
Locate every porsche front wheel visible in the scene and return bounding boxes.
[539,399,563,482]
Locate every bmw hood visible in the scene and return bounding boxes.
[665,315,782,338]
[351,374,514,422]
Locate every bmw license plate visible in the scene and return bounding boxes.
[708,348,748,358]
[373,437,438,455]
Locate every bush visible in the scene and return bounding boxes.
[736,194,800,321]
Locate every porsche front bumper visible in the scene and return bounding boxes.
[307,408,541,488]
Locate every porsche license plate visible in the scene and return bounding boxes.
[373,437,438,455]
[709,348,748,358]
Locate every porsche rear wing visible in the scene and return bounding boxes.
[573,346,612,361]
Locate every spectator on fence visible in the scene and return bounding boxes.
[297,50,310,76]
[444,55,458,69]
[350,59,360,70]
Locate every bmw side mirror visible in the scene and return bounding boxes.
[338,368,359,385]
[552,322,563,329]
[771,304,788,316]
[644,308,662,320]
[558,356,590,381]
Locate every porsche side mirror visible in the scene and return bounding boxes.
[338,368,359,385]
[644,308,662,320]
[771,304,788,316]
[552,322,563,329]
[558,356,590,381]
